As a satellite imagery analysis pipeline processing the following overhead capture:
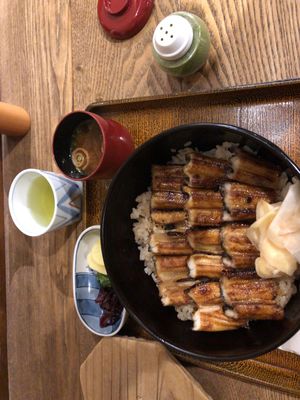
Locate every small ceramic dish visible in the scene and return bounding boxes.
[73,225,127,336]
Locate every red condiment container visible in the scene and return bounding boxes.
[98,0,154,40]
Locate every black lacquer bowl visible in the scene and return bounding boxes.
[101,123,300,361]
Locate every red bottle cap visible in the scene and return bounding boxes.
[98,0,154,40]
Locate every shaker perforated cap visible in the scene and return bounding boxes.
[153,14,193,61]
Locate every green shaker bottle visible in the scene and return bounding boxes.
[152,12,210,77]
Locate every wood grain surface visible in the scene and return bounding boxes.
[72,0,300,108]
[0,0,300,399]
[87,81,300,397]
[80,337,212,400]
[0,140,8,399]
[187,366,298,400]
[0,1,91,399]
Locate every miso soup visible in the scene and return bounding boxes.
[70,119,103,176]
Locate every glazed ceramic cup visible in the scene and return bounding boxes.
[8,169,83,237]
[52,111,134,180]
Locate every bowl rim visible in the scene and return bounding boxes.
[101,122,300,360]
[52,111,106,182]
[73,224,127,337]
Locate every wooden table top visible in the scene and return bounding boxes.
[1,1,300,399]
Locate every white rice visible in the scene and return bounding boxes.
[213,141,237,160]
[175,304,197,321]
[169,147,195,165]
[276,278,297,308]
[130,142,297,322]
[170,141,254,164]
[130,190,156,279]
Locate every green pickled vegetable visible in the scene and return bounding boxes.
[97,272,111,288]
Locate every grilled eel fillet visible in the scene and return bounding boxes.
[193,305,247,331]
[152,165,185,192]
[151,188,223,210]
[151,191,187,209]
[149,152,289,330]
[152,175,278,228]
[156,252,249,282]
[188,224,258,269]
[188,281,223,306]
[186,183,278,227]
[221,276,279,305]
[188,209,224,227]
[152,187,225,210]
[187,228,222,254]
[152,223,187,234]
[151,211,186,225]
[183,186,223,209]
[155,256,189,282]
[229,149,281,189]
[184,152,231,189]
[222,253,258,269]
[158,280,197,306]
[222,268,258,280]
[153,149,281,193]
[153,225,257,282]
[183,185,224,227]
[150,233,193,255]
[152,224,257,269]
[222,182,279,222]
[225,304,284,320]
[188,254,223,278]
[221,224,259,268]
[151,188,223,228]
[156,252,228,282]
[221,276,286,320]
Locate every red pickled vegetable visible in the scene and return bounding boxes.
[95,287,123,328]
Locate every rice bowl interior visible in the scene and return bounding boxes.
[101,123,300,361]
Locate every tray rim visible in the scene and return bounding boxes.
[179,351,300,397]
[85,79,300,397]
[87,77,300,110]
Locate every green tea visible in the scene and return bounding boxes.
[27,176,55,226]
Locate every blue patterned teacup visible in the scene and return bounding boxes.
[8,168,82,236]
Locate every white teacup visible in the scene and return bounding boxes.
[9,169,83,237]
